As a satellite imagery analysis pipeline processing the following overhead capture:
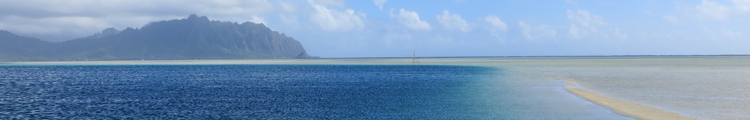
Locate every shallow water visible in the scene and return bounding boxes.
[1,65,630,119]
[479,56,750,119]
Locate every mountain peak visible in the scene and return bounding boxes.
[187,14,209,22]
[101,28,121,36]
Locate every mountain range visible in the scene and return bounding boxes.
[0,14,312,61]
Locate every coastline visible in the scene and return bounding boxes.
[563,81,695,120]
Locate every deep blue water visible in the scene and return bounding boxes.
[0,65,631,119]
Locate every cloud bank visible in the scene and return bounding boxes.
[0,0,287,41]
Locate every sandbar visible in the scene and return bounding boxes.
[564,81,695,120]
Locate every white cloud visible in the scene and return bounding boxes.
[566,9,626,40]
[695,0,731,20]
[373,0,387,10]
[518,21,532,39]
[309,0,365,32]
[483,15,507,31]
[311,0,347,8]
[687,0,750,20]
[567,9,605,38]
[518,21,556,40]
[436,10,470,32]
[612,28,628,40]
[483,15,508,42]
[735,0,750,11]
[390,8,431,30]
[663,15,680,23]
[567,9,607,27]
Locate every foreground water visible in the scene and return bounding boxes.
[1,65,630,119]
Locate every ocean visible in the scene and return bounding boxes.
[1,65,631,119]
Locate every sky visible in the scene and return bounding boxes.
[1,0,750,57]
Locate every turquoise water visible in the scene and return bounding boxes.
[0,65,631,119]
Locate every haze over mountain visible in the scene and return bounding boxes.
[0,14,310,61]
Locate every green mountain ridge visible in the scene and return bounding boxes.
[0,14,310,61]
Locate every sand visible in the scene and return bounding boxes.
[6,56,750,119]
[564,82,696,120]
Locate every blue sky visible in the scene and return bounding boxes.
[1,0,749,57]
